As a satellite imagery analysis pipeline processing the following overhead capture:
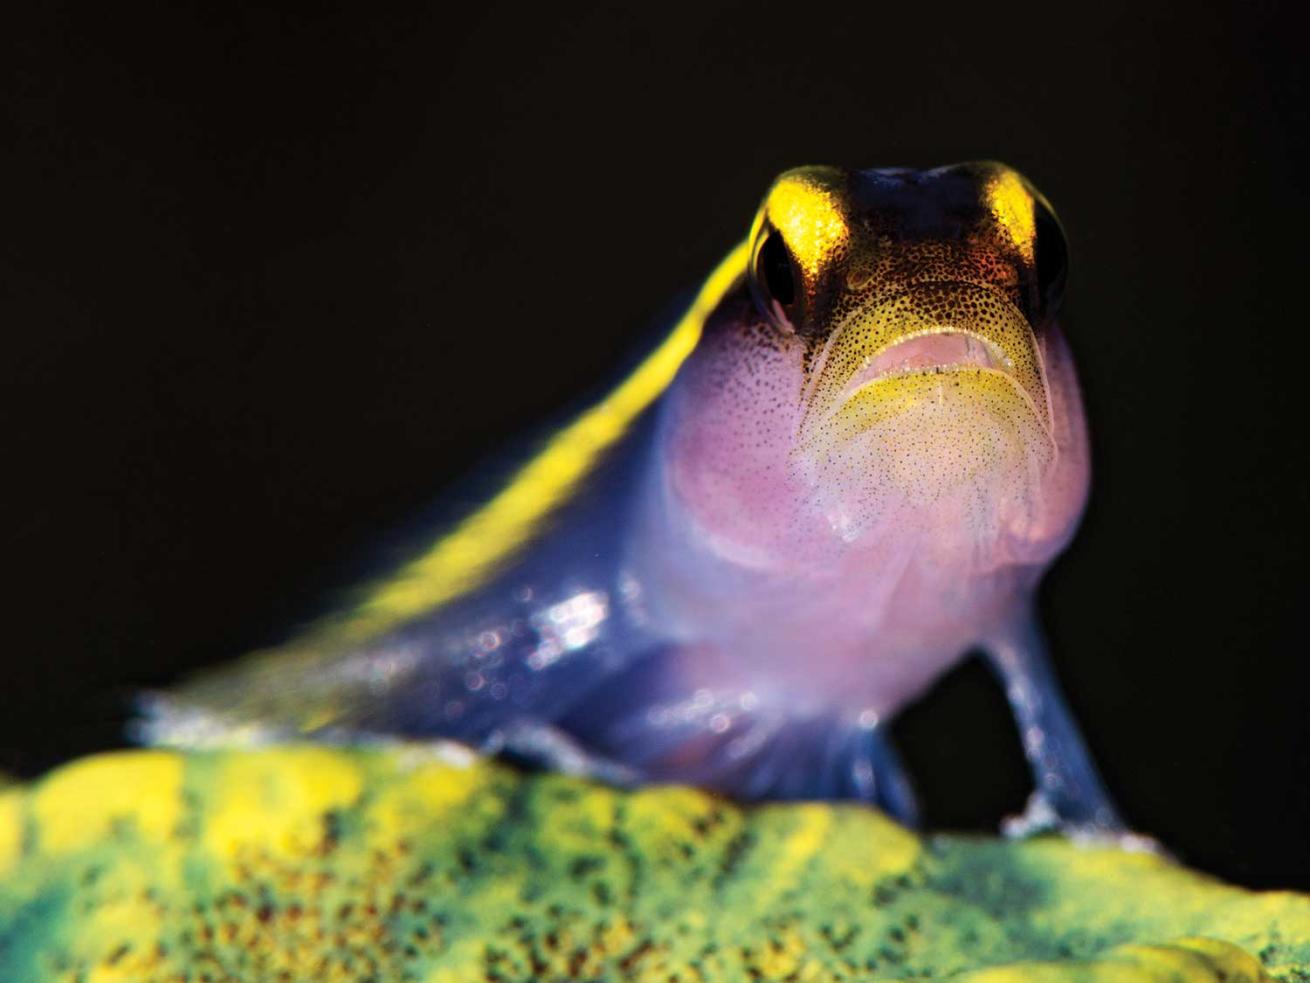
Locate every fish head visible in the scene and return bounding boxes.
[666,162,1089,573]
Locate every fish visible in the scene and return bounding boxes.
[139,161,1123,836]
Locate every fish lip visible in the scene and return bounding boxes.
[796,281,1054,447]
[808,330,1051,442]
[837,328,1050,429]
[842,328,1012,397]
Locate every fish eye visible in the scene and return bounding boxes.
[759,230,796,306]
[750,227,799,330]
[1033,198,1068,316]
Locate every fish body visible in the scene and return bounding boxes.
[143,162,1120,834]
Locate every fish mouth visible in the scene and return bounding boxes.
[846,330,1010,392]
[797,281,1052,451]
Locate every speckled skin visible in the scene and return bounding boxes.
[144,163,1119,834]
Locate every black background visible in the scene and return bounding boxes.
[3,2,1306,889]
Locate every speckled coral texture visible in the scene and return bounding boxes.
[0,745,1305,982]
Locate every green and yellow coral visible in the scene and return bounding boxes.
[0,745,1306,982]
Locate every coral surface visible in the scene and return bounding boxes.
[0,745,1306,981]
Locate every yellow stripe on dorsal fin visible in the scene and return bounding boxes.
[300,240,750,651]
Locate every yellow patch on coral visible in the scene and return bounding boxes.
[831,804,922,890]
[1,748,1306,981]
[423,940,496,983]
[952,937,1270,983]
[751,926,808,979]
[31,750,183,853]
[535,778,620,857]
[75,888,172,983]
[773,803,831,883]
[761,801,920,899]
[364,751,497,847]
[622,783,724,864]
[201,745,363,858]
[0,792,21,877]
[1169,937,1271,980]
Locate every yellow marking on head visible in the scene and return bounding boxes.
[203,745,364,857]
[763,170,849,280]
[984,166,1037,263]
[32,751,183,853]
[306,240,751,648]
